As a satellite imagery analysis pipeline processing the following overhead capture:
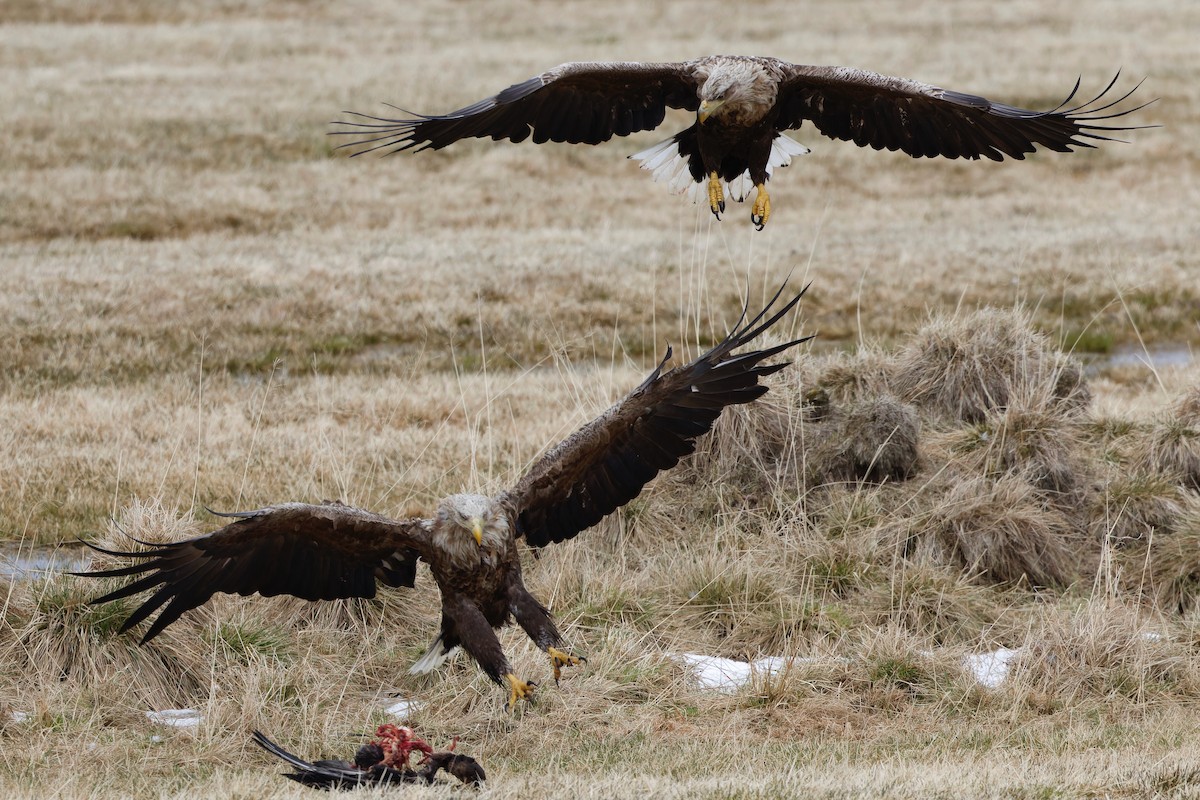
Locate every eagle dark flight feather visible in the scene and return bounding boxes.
[80,503,427,643]
[773,67,1149,161]
[251,730,486,789]
[76,282,811,704]
[337,61,699,153]
[330,56,1151,227]
[505,280,811,547]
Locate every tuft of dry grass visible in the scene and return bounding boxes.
[1130,388,1200,490]
[799,346,900,407]
[1118,497,1200,614]
[942,396,1088,500]
[1092,470,1190,547]
[1009,598,1200,707]
[1173,386,1200,426]
[805,393,922,485]
[892,308,1091,424]
[920,472,1082,587]
[2,0,1199,796]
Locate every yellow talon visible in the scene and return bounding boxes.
[707,172,724,219]
[503,673,536,711]
[751,183,771,230]
[547,646,586,684]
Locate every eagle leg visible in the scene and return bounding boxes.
[707,172,725,219]
[503,673,536,712]
[751,184,771,231]
[507,582,585,686]
[547,646,586,685]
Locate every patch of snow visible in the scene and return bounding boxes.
[963,647,1022,688]
[674,653,834,692]
[678,648,1026,692]
[10,710,30,723]
[383,698,424,719]
[145,709,203,728]
[676,653,753,691]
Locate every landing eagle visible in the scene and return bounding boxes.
[78,283,811,709]
[331,56,1150,229]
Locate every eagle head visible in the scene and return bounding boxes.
[698,59,777,124]
[434,494,505,565]
[698,73,737,122]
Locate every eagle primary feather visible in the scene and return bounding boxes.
[77,282,812,708]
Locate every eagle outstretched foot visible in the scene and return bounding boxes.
[547,646,586,684]
[707,172,724,219]
[503,673,536,712]
[751,184,771,230]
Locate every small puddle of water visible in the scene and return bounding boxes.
[0,543,88,581]
[1083,344,1194,376]
[1104,344,1193,370]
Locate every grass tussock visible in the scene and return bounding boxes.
[865,562,1009,646]
[806,393,922,485]
[1091,470,1187,547]
[919,473,1082,587]
[1129,387,1200,490]
[7,503,220,705]
[1118,498,1200,614]
[1,0,1197,791]
[942,398,1086,499]
[1010,599,1200,707]
[892,308,1090,423]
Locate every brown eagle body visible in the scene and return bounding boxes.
[331,55,1151,229]
[78,283,812,708]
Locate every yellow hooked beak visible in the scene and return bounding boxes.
[698,98,724,123]
[470,518,483,546]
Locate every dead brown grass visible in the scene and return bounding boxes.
[892,308,1091,424]
[1011,598,1200,706]
[1092,470,1189,546]
[2,0,1199,796]
[805,393,922,485]
[926,473,1082,587]
[1130,387,1200,490]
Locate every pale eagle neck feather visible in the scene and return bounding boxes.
[431,493,510,569]
[697,57,782,126]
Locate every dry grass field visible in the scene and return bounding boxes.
[2,0,1199,797]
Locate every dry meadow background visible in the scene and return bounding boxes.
[2,0,1199,797]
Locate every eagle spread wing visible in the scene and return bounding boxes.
[251,731,371,788]
[330,61,700,154]
[775,65,1151,160]
[505,282,812,548]
[75,502,429,643]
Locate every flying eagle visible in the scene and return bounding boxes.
[331,56,1151,229]
[77,283,811,710]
